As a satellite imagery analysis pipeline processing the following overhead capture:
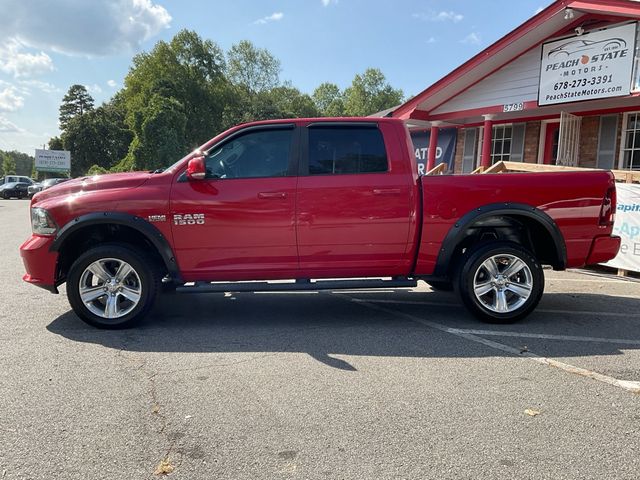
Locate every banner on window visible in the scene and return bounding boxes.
[602,183,640,272]
[410,128,457,175]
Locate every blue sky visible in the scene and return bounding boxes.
[0,0,552,155]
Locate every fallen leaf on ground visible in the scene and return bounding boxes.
[154,459,175,475]
[152,404,160,414]
[524,409,541,416]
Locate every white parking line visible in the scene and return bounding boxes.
[452,329,640,345]
[349,298,640,318]
[545,277,628,283]
[345,297,640,395]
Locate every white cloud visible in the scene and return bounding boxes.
[107,79,118,88]
[461,32,482,46]
[0,86,24,112]
[0,0,171,57]
[254,12,284,25]
[86,84,103,95]
[322,0,338,5]
[0,116,23,133]
[0,39,53,78]
[413,10,464,23]
[18,80,61,94]
[426,37,437,44]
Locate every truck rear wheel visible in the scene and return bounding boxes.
[456,242,544,323]
[66,243,160,329]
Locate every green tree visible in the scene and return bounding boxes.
[48,136,64,150]
[343,68,403,117]
[87,164,109,175]
[120,95,187,172]
[0,150,33,176]
[62,97,133,176]
[59,84,95,131]
[267,85,318,118]
[313,82,345,117]
[227,40,281,93]
[61,114,100,176]
[2,155,17,175]
[222,84,318,126]
[121,29,227,170]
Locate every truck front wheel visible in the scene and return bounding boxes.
[66,244,161,329]
[456,242,544,323]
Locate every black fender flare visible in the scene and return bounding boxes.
[432,203,567,277]
[50,212,181,281]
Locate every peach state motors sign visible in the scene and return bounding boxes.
[538,22,637,106]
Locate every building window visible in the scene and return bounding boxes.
[620,112,640,170]
[491,125,512,163]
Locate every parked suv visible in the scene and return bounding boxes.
[1,182,30,199]
[1,175,34,186]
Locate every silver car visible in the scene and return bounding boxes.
[28,178,69,198]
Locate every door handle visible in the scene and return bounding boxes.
[258,191,287,199]
[372,188,402,196]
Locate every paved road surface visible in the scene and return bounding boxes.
[1,199,639,479]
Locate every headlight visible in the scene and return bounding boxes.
[31,207,58,235]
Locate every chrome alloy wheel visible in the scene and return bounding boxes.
[472,254,533,314]
[78,258,142,319]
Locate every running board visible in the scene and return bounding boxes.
[175,277,418,294]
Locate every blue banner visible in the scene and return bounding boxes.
[410,128,458,175]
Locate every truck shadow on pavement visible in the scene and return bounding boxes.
[47,290,640,371]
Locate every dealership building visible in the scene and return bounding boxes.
[391,0,640,175]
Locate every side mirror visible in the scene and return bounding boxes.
[186,155,206,180]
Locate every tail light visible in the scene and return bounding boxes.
[598,186,616,227]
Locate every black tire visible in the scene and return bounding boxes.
[66,243,161,329]
[455,241,544,324]
[426,281,453,292]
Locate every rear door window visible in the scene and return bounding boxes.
[307,126,388,175]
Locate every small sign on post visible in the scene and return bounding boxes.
[35,149,71,174]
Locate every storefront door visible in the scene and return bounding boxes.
[543,122,560,165]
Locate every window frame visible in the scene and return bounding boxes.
[300,122,390,176]
[490,124,513,164]
[618,111,640,171]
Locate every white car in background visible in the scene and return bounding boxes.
[1,175,35,186]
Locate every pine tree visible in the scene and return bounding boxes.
[59,85,94,131]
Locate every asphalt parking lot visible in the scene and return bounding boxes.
[1,198,639,480]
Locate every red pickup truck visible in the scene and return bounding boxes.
[21,118,620,328]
